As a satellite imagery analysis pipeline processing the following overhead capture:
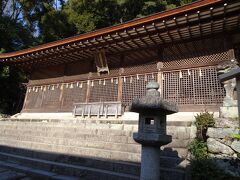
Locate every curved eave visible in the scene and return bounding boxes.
[0,0,239,70]
[0,0,223,58]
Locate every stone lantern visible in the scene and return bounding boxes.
[130,81,178,180]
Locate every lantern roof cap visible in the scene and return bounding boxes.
[130,81,178,114]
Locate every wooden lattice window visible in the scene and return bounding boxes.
[163,51,231,69]
[89,79,118,102]
[122,73,158,107]
[61,82,87,111]
[162,67,225,105]
[42,86,61,109]
[25,88,43,109]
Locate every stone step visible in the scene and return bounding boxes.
[0,134,141,154]
[0,146,187,179]
[0,131,134,144]
[0,121,193,140]
[0,136,188,163]
[0,126,189,148]
[0,121,137,132]
[0,152,139,180]
[0,134,189,159]
[0,125,134,137]
[0,127,133,140]
[0,128,190,149]
[0,138,141,162]
[0,145,140,177]
[0,160,78,180]
[0,167,28,180]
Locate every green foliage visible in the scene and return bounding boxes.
[0,16,34,52]
[191,159,234,180]
[188,139,208,159]
[0,65,27,114]
[1,0,197,44]
[0,2,32,114]
[63,0,96,35]
[39,9,76,43]
[195,111,215,130]
[195,111,215,140]
[230,133,240,140]
[44,0,197,42]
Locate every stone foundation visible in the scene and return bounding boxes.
[206,127,240,177]
[220,106,238,119]
[0,118,195,179]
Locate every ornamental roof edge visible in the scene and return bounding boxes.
[0,0,222,60]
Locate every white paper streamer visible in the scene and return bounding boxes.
[199,69,202,77]
[130,76,133,83]
[179,71,182,78]
[144,75,147,81]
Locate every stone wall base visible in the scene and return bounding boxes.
[220,106,238,119]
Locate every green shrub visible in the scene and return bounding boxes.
[195,111,215,129]
[195,111,215,140]
[188,139,208,159]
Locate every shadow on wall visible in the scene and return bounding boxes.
[0,145,188,180]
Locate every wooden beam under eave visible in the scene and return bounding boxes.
[144,25,158,45]
[7,14,239,68]
[109,34,128,51]
[45,9,240,61]
[1,0,229,59]
[134,28,151,47]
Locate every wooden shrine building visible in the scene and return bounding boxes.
[1,0,240,116]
